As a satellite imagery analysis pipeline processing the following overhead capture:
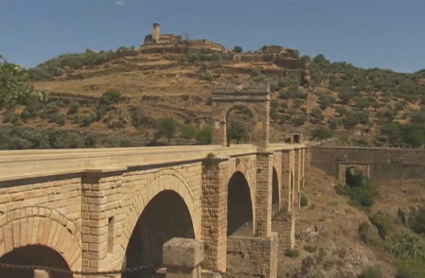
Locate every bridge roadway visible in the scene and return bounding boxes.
[0,143,306,181]
[0,142,309,278]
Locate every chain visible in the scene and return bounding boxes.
[0,262,160,276]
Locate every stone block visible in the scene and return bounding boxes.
[33,269,49,278]
[163,238,204,268]
[201,270,222,278]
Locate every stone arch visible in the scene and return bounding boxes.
[272,167,280,215]
[0,246,72,278]
[123,170,199,248]
[0,207,82,273]
[222,103,259,122]
[211,84,270,146]
[345,166,365,187]
[123,190,195,276]
[227,171,254,236]
[234,158,255,208]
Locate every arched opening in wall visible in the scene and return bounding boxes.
[345,166,365,188]
[0,245,72,278]
[227,171,253,236]
[226,106,255,146]
[123,190,195,278]
[272,167,279,215]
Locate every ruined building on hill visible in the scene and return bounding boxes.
[140,23,229,53]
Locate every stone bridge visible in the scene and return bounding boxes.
[0,84,310,278]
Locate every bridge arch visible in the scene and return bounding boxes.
[0,207,82,277]
[122,171,198,275]
[272,167,280,215]
[227,171,254,236]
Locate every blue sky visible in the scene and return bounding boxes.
[0,0,424,73]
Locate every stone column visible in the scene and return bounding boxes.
[33,269,49,278]
[281,150,292,212]
[255,152,273,237]
[293,149,301,208]
[272,212,295,252]
[301,148,306,189]
[81,168,125,277]
[163,238,204,278]
[211,121,227,146]
[201,157,229,272]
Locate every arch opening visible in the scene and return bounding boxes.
[272,167,279,215]
[227,171,253,237]
[123,190,195,278]
[345,166,365,188]
[0,245,72,278]
[225,105,256,146]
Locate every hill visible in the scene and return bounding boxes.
[282,166,425,278]
[1,42,425,149]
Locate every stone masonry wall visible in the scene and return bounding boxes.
[272,212,295,252]
[0,174,83,271]
[225,234,278,278]
[311,147,425,180]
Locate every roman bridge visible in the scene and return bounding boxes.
[0,84,312,278]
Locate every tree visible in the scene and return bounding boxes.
[311,127,332,145]
[0,57,33,108]
[196,126,212,145]
[227,121,247,143]
[180,125,197,143]
[300,55,311,63]
[0,54,48,108]
[155,118,179,142]
[312,54,327,64]
[233,46,243,53]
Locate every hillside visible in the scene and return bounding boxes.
[282,166,425,278]
[1,45,425,149]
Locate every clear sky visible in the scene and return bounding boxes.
[0,0,424,73]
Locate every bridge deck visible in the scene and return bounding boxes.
[0,143,307,182]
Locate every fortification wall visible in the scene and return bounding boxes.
[311,147,425,180]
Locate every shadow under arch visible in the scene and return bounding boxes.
[272,167,279,215]
[227,171,254,237]
[345,166,364,187]
[0,246,72,278]
[123,190,195,278]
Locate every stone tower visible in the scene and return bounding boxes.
[152,23,160,43]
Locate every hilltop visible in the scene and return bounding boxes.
[1,35,425,149]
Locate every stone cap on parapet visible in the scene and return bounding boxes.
[212,83,270,94]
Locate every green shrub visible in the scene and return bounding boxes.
[303,245,317,253]
[67,101,80,115]
[384,230,425,261]
[300,192,308,207]
[335,179,378,211]
[56,114,66,126]
[119,138,133,147]
[369,214,394,239]
[285,249,299,258]
[358,221,371,244]
[358,266,382,278]
[396,259,425,278]
[100,90,121,105]
[409,207,425,235]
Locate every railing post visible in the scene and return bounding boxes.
[34,269,49,278]
[163,238,204,278]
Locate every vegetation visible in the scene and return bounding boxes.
[335,169,378,212]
